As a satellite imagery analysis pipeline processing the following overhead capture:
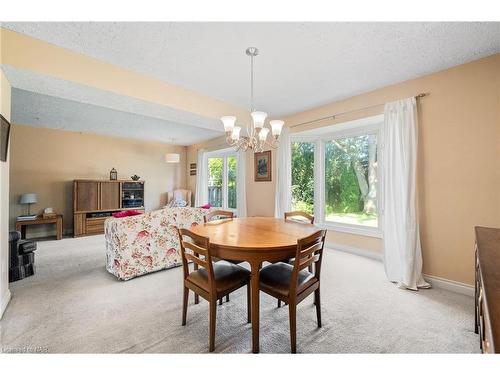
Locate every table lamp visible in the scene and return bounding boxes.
[20,193,38,215]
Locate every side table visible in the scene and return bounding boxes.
[15,215,63,240]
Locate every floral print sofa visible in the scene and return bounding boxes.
[105,206,209,280]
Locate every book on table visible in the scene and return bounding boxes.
[17,215,38,221]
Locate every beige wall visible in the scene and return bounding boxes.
[9,125,187,237]
[0,69,12,318]
[187,54,500,285]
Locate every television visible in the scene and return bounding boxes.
[0,114,10,162]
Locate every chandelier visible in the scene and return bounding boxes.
[221,47,284,152]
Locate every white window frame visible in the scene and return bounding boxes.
[290,114,384,238]
[205,148,238,212]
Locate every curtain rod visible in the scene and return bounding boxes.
[289,93,429,128]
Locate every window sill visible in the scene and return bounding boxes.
[319,222,383,238]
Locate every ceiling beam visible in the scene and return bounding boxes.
[0,27,249,122]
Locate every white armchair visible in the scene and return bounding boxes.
[167,189,192,207]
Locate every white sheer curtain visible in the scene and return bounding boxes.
[382,97,430,290]
[194,148,207,207]
[274,127,291,218]
[236,150,247,217]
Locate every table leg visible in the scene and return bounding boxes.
[56,218,63,240]
[250,261,262,353]
[20,225,27,239]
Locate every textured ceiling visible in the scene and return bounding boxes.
[2,65,222,132]
[3,22,500,118]
[11,89,221,145]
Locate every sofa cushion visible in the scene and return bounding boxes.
[112,210,143,218]
[187,261,250,293]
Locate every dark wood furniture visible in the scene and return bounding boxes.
[259,230,326,353]
[73,179,144,237]
[15,215,63,240]
[284,211,315,224]
[203,210,234,223]
[177,228,251,352]
[190,217,318,353]
[474,226,500,353]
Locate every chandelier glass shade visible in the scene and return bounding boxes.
[221,47,284,152]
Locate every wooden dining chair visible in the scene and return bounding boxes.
[203,210,235,223]
[281,211,316,297]
[259,229,326,353]
[204,209,239,304]
[178,228,251,352]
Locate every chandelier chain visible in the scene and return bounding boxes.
[250,53,254,112]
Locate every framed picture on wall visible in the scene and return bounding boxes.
[254,150,272,182]
[189,163,197,176]
[0,114,11,162]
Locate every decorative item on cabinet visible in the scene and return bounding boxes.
[110,168,118,180]
[131,174,140,181]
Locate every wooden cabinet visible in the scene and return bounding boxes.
[73,179,144,237]
[475,227,500,353]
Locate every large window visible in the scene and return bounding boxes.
[324,134,378,228]
[291,142,315,214]
[290,115,382,237]
[207,151,238,210]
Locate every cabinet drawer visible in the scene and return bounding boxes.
[86,226,105,234]
[85,217,107,234]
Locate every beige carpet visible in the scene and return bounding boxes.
[0,235,479,353]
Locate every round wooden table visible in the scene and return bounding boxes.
[190,216,318,353]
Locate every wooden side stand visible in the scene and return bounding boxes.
[15,215,63,240]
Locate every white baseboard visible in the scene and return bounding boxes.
[326,243,383,261]
[0,288,11,320]
[327,243,474,297]
[423,274,474,297]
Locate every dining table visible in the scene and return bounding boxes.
[189,216,318,353]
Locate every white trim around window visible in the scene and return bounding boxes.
[290,114,384,238]
[205,148,238,213]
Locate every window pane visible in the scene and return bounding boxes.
[208,157,223,207]
[291,142,315,215]
[227,155,237,209]
[324,134,378,227]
